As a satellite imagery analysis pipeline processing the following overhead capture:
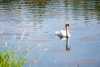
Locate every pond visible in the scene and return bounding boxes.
[0,0,100,67]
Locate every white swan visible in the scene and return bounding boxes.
[55,24,71,40]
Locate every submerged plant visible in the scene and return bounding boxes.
[0,50,26,67]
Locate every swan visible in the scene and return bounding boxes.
[55,24,71,40]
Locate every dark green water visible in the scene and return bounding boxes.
[0,0,100,67]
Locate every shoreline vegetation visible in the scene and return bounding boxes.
[0,50,26,67]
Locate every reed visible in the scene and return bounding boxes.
[0,50,26,67]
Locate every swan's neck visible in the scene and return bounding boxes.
[65,26,69,37]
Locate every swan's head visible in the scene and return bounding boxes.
[65,24,69,28]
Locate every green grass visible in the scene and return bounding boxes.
[0,50,26,67]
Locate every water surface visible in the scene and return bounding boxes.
[0,0,100,67]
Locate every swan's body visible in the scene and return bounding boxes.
[56,30,71,37]
[55,24,71,40]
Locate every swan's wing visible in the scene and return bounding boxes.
[61,38,66,40]
[55,31,63,38]
[55,31,60,35]
[61,30,66,37]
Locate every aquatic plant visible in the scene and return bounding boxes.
[0,50,26,67]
